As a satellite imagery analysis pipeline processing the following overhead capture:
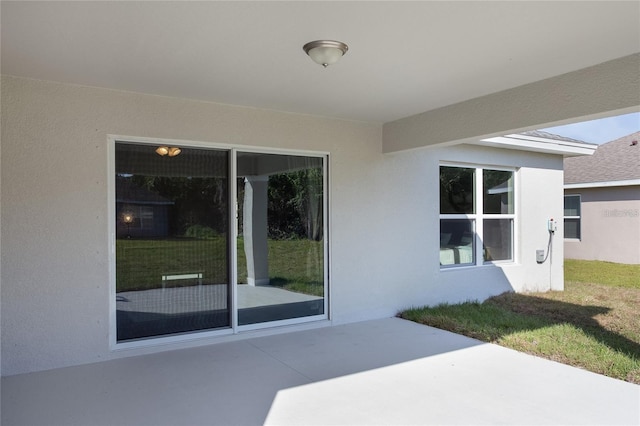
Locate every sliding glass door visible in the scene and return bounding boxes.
[114,141,327,342]
[115,142,230,341]
[236,152,325,326]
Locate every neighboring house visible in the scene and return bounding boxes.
[115,176,174,238]
[1,2,637,378]
[563,131,640,264]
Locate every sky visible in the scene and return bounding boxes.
[540,112,640,145]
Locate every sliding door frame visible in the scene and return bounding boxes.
[233,147,330,332]
[108,135,330,351]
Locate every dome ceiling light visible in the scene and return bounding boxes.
[303,40,349,68]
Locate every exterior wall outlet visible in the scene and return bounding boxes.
[536,250,545,263]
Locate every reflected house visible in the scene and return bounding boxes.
[115,176,174,239]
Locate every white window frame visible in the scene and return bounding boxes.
[439,163,517,268]
[563,194,581,241]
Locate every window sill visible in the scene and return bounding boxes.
[440,261,516,271]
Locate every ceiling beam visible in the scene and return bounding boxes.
[382,53,640,153]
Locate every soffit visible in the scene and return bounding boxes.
[475,133,598,157]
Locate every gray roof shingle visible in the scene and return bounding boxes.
[564,131,640,184]
[521,130,589,144]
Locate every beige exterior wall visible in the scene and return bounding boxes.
[565,186,640,264]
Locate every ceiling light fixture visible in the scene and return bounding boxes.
[156,146,181,157]
[303,40,348,68]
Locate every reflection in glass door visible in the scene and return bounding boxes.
[236,152,326,326]
[115,142,230,341]
[114,143,327,343]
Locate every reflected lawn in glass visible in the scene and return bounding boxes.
[116,237,228,292]
[237,237,324,297]
[117,237,323,297]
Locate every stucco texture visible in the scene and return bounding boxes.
[2,76,564,375]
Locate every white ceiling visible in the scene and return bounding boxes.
[2,1,639,124]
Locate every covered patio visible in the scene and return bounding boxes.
[3,318,638,425]
[2,4,639,422]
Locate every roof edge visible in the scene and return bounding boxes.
[565,179,640,189]
[475,134,598,157]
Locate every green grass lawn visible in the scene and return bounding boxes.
[565,259,640,288]
[400,260,640,383]
[116,237,324,296]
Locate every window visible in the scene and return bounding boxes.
[139,206,154,230]
[439,165,515,267]
[564,195,581,239]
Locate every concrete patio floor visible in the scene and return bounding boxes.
[2,317,639,425]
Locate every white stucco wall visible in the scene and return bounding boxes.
[565,187,640,264]
[1,76,564,376]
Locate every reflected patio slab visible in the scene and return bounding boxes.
[116,283,322,314]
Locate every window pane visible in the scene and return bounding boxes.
[564,218,581,239]
[483,170,514,214]
[440,166,475,214]
[115,143,230,342]
[483,219,513,262]
[440,219,475,265]
[237,153,325,325]
[564,195,581,216]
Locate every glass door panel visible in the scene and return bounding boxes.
[236,152,325,326]
[115,142,230,341]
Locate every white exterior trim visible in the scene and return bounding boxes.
[475,134,597,157]
[564,179,640,189]
[107,134,331,158]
